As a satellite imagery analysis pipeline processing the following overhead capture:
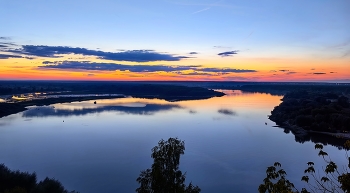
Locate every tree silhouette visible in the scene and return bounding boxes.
[0,164,79,193]
[259,140,350,193]
[136,137,201,193]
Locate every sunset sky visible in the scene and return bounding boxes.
[1,0,349,82]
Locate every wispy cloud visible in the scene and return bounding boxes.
[0,37,11,40]
[313,72,326,75]
[245,31,254,40]
[192,7,211,14]
[191,0,224,14]
[213,46,231,49]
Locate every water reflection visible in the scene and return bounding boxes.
[276,127,348,150]
[22,103,183,117]
[217,109,237,116]
[0,90,347,193]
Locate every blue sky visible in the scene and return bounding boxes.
[0,0,349,81]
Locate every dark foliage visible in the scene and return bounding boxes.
[0,164,78,193]
[259,141,350,193]
[270,90,350,133]
[0,81,224,99]
[136,138,200,193]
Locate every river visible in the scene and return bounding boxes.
[0,90,347,192]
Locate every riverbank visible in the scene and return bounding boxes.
[0,83,225,118]
[0,95,125,118]
[269,90,350,140]
[273,121,350,140]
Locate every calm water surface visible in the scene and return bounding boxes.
[0,90,347,192]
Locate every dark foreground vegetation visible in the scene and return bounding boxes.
[1,137,199,193]
[259,140,350,193]
[269,90,350,136]
[136,138,200,193]
[0,164,78,193]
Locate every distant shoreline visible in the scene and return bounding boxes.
[273,121,350,140]
[0,95,125,118]
[0,91,225,118]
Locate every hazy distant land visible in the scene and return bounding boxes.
[0,81,224,118]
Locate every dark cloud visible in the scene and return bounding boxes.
[218,50,239,57]
[87,74,95,76]
[0,54,22,59]
[279,70,289,72]
[42,61,55,64]
[24,56,36,60]
[189,52,198,54]
[0,42,18,47]
[270,70,277,72]
[182,72,213,76]
[40,61,199,72]
[198,67,257,73]
[311,68,315,70]
[8,45,190,62]
[313,72,326,75]
[40,61,258,74]
[286,71,297,74]
[330,72,336,73]
[218,109,237,116]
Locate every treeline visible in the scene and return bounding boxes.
[270,90,350,133]
[0,81,224,100]
[0,164,78,193]
[239,84,350,96]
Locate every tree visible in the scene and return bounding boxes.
[258,162,300,193]
[136,138,201,193]
[0,164,78,193]
[259,140,350,193]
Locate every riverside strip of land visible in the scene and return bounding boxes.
[269,90,350,139]
[0,81,224,118]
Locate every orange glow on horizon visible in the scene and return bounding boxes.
[0,56,349,82]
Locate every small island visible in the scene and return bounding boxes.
[269,90,350,139]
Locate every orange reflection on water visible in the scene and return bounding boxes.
[177,90,283,114]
